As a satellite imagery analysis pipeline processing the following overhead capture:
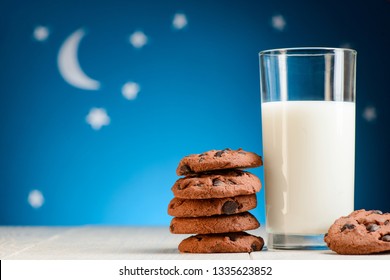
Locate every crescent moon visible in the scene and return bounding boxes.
[57,28,100,90]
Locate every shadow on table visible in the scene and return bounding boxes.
[126,247,178,255]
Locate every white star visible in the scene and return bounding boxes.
[86,108,110,130]
[122,82,140,100]
[362,106,377,122]
[172,13,188,30]
[33,26,50,41]
[129,31,148,48]
[271,15,286,31]
[28,190,44,209]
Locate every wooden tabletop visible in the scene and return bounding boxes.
[1,226,389,260]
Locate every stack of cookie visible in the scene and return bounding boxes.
[168,148,265,253]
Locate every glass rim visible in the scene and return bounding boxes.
[259,47,357,57]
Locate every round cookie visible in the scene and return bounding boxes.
[325,209,390,255]
[170,212,260,234]
[178,232,264,253]
[171,169,261,199]
[176,148,263,176]
[168,194,257,217]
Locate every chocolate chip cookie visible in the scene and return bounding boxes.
[176,148,263,176]
[170,212,260,234]
[178,232,264,253]
[171,169,261,199]
[168,194,257,217]
[325,209,390,254]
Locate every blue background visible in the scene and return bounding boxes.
[1,0,389,225]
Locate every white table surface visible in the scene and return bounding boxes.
[1,226,389,260]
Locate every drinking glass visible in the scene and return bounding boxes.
[259,47,356,249]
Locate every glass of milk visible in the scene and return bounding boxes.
[259,47,356,249]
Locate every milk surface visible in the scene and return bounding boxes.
[261,101,355,234]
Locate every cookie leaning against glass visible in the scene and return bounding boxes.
[168,148,264,253]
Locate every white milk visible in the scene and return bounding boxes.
[261,101,355,234]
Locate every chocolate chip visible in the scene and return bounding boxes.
[212,178,223,186]
[385,220,389,225]
[195,236,203,241]
[194,182,204,187]
[251,243,259,251]
[380,234,390,242]
[226,234,237,242]
[366,223,380,232]
[179,181,191,190]
[371,210,383,215]
[216,148,231,157]
[170,224,175,232]
[324,233,328,237]
[227,179,237,185]
[214,150,225,157]
[222,200,239,215]
[180,164,192,174]
[198,154,206,163]
[341,223,355,232]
